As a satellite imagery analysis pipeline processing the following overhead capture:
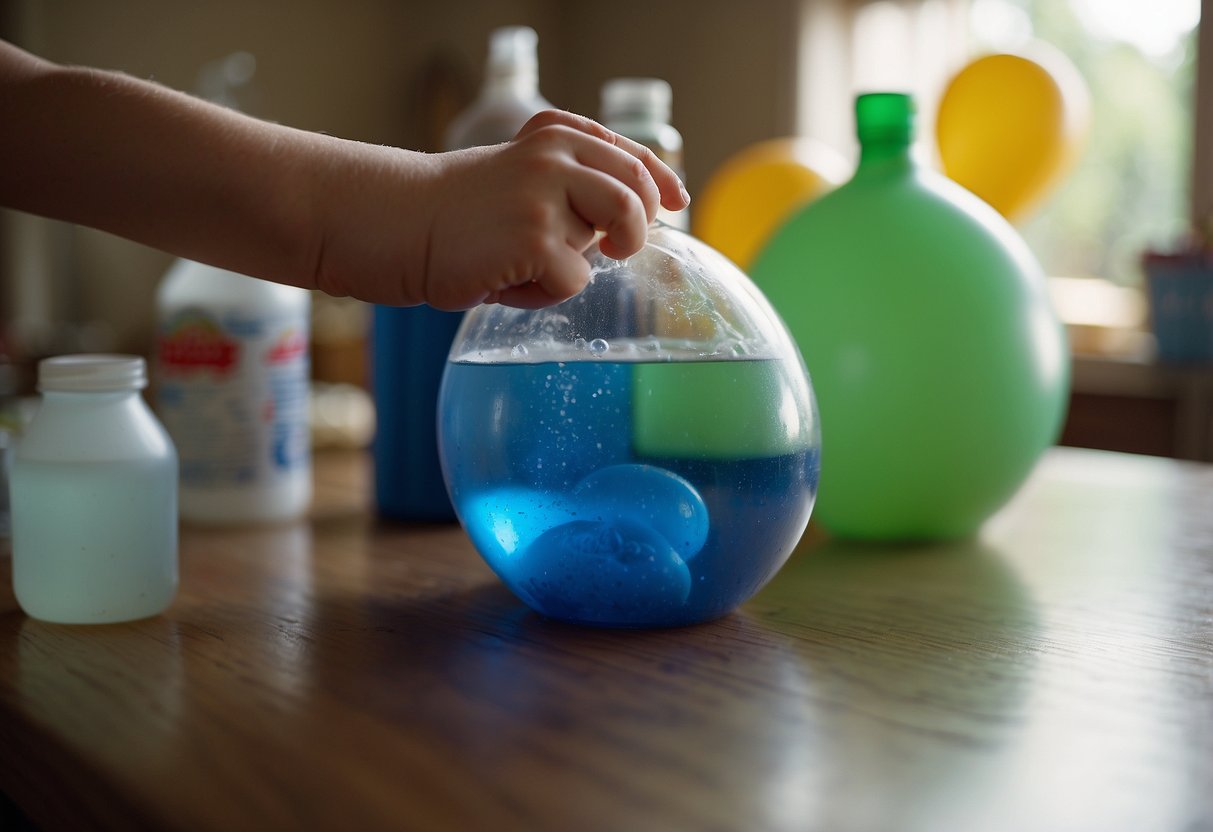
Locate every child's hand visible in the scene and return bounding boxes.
[426,110,689,310]
[313,110,690,311]
[423,111,689,310]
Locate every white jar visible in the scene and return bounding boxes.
[11,355,178,624]
[155,260,312,525]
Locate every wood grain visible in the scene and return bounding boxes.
[1,448,1211,831]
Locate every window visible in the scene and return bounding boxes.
[970,0,1199,288]
[796,0,1203,353]
[798,0,969,162]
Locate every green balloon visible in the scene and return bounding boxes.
[751,93,1069,540]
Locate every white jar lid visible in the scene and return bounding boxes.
[38,354,147,392]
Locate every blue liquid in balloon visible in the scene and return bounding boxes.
[440,358,819,627]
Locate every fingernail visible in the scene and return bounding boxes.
[679,182,691,204]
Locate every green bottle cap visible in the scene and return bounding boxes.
[855,92,915,147]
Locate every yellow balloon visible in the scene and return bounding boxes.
[693,137,848,270]
[936,47,1089,223]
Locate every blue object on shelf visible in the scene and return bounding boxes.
[372,304,462,521]
[1144,252,1213,364]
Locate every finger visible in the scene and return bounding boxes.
[492,282,561,309]
[563,211,598,254]
[568,135,662,224]
[563,167,649,260]
[516,110,690,212]
[514,109,604,141]
[519,122,662,226]
[498,244,592,308]
[601,131,690,213]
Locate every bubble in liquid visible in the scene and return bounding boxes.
[574,338,587,351]
[589,339,610,355]
[511,344,529,358]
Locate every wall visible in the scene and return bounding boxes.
[554,1,801,198]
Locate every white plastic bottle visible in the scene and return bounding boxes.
[11,355,178,623]
[155,262,311,524]
[600,78,688,230]
[444,26,552,151]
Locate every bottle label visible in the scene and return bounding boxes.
[156,307,310,489]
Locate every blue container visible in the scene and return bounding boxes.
[436,224,821,628]
[372,305,462,521]
[1144,252,1213,364]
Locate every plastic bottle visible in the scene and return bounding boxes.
[600,78,687,230]
[155,263,311,524]
[11,355,178,623]
[751,92,1070,541]
[372,26,551,522]
[444,26,553,150]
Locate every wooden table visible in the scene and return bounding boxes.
[1,447,1211,831]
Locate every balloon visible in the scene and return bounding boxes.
[573,464,709,562]
[462,486,576,558]
[519,519,692,624]
[752,93,1070,541]
[693,137,848,269]
[936,47,1089,223]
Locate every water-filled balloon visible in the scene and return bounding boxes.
[573,463,709,561]
[519,518,692,625]
[753,93,1069,541]
[463,487,575,558]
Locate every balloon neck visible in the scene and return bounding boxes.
[857,142,913,167]
[854,92,916,168]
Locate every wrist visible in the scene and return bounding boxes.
[305,136,440,306]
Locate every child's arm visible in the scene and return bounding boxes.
[0,40,689,310]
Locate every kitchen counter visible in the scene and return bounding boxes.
[1,447,1211,831]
